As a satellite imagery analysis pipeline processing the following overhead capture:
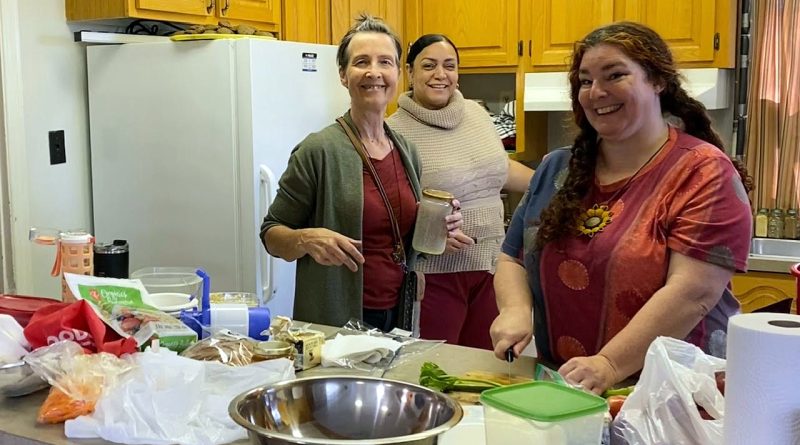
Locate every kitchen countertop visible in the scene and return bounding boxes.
[0,324,537,445]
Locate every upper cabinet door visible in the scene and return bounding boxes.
[219,0,281,27]
[619,0,717,63]
[405,0,519,68]
[136,0,213,17]
[282,0,330,43]
[331,0,404,44]
[526,0,615,70]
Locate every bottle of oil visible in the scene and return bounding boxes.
[767,208,784,239]
[754,208,769,238]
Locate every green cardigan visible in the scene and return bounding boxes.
[260,112,423,326]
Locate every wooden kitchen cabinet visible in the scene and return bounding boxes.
[524,0,614,70]
[66,0,280,32]
[643,0,736,68]
[732,272,797,314]
[404,0,519,68]
[521,0,735,71]
[282,0,330,44]
[330,0,404,44]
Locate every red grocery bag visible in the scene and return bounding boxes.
[23,300,138,356]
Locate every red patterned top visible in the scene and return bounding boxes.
[538,127,751,362]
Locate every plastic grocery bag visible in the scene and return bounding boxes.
[611,337,725,445]
[65,346,295,445]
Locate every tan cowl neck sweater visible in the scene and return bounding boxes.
[388,90,508,274]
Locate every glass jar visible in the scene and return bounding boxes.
[754,208,769,238]
[767,208,785,239]
[412,189,454,255]
[785,209,799,239]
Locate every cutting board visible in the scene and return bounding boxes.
[449,370,533,404]
[170,34,276,42]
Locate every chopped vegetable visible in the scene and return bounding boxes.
[419,362,502,393]
[602,385,635,398]
[607,395,627,419]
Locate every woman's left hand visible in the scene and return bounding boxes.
[444,230,475,253]
[558,354,620,395]
[445,199,464,232]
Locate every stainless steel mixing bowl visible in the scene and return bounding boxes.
[229,375,464,445]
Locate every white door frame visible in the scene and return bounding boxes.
[0,0,33,294]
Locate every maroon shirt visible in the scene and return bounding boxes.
[362,148,418,309]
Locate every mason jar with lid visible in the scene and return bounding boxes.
[754,208,769,238]
[412,189,454,255]
[785,209,799,239]
[767,208,785,239]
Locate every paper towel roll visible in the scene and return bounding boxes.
[724,313,800,445]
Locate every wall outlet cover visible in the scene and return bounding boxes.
[49,130,66,165]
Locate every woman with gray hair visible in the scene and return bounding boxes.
[261,14,462,331]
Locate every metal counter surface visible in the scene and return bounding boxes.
[0,324,536,445]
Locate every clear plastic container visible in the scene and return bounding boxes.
[480,381,607,445]
[130,267,204,302]
[412,189,454,255]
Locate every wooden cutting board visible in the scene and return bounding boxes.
[449,370,533,404]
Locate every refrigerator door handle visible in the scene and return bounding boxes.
[258,165,277,301]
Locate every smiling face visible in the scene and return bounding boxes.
[407,41,459,110]
[339,32,399,113]
[577,43,664,143]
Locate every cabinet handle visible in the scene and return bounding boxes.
[528,40,531,57]
[517,40,523,57]
[206,0,214,14]
[221,0,230,15]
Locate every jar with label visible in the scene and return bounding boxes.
[767,208,785,239]
[785,209,799,239]
[412,189,454,255]
[754,208,769,238]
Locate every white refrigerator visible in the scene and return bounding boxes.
[87,39,351,318]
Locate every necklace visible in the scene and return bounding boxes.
[577,136,670,238]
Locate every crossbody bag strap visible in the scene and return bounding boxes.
[336,117,406,265]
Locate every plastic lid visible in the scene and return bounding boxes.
[94,239,129,254]
[60,231,92,243]
[479,381,607,422]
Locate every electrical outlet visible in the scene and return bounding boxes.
[48,130,66,165]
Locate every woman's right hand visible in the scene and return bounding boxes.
[297,228,365,272]
[490,308,533,360]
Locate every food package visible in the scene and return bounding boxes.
[269,316,324,370]
[64,273,197,352]
[24,341,134,424]
[179,329,260,366]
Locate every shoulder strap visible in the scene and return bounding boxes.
[337,117,406,265]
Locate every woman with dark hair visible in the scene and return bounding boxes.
[490,22,752,394]
[261,16,462,332]
[388,34,533,349]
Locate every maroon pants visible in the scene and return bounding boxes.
[419,271,498,350]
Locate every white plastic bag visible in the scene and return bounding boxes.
[65,347,295,445]
[0,314,28,363]
[611,337,725,445]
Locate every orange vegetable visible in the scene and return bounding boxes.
[607,394,627,420]
[37,387,96,424]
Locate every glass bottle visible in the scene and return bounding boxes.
[412,189,454,255]
[767,208,784,239]
[785,209,799,239]
[754,208,769,238]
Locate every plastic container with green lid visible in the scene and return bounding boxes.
[479,381,607,445]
